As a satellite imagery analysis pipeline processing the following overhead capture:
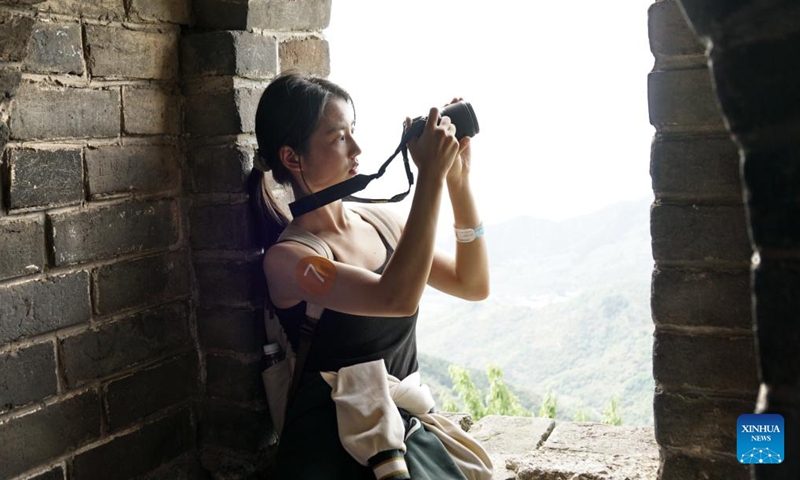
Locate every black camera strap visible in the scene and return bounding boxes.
[288,140,414,218]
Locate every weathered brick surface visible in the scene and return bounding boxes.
[197,307,262,354]
[181,31,277,79]
[104,353,199,431]
[648,0,705,69]
[0,11,34,62]
[28,465,65,480]
[188,144,251,193]
[0,67,22,97]
[0,390,101,479]
[85,25,179,80]
[650,135,742,200]
[71,409,195,480]
[184,87,259,137]
[9,84,120,140]
[205,354,264,402]
[0,341,57,412]
[653,331,758,392]
[194,259,264,309]
[651,267,751,329]
[24,21,84,75]
[8,148,83,210]
[49,200,179,266]
[0,215,45,280]
[94,251,190,315]
[200,400,270,452]
[133,454,206,480]
[37,0,125,20]
[129,0,191,24]
[250,0,331,31]
[86,145,180,197]
[651,203,751,263]
[122,86,181,136]
[0,272,90,343]
[659,450,749,480]
[654,391,754,453]
[189,203,257,250]
[648,68,726,131]
[60,302,192,388]
[279,36,330,76]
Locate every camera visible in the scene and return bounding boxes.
[403,101,480,143]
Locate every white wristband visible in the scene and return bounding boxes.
[454,223,484,243]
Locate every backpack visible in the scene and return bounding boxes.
[261,205,400,435]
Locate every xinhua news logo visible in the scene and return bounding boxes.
[737,414,784,465]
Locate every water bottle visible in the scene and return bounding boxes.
[262,342,284,369]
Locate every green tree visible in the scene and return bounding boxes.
[538,389,558,419]
[448,365,486,419]
[601,396,623,426]
[573,407,589,422]
[448,364,531,420]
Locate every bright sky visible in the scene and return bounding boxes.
[325,1,655,227]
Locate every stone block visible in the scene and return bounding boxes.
[85,24,179,80]
[122,86,181,135]
[184,87,259,137]
[37,0,125,21]
[28,466,65,480]
[93,251,190,315]
[188,144,252,193]
[0,215,45,280]
[648,68,726,132]
[181,31,277,79]
[470,415,554,456]
[197,307,262,354]
[86,145,180,197]
[648,0,705,69]
[0,390,101,479]
[189,203,258,250]
[9,83,120,140]
[24,21,84,75]
[654,391,754,454]
[199,399,270,452]
[651,267,752,329]
[653,330,759,392]
[659,450,749,480]
[129,0,191,25]
[71,409,194,480]
[650,203,751,263]
[205,353,264,402]
[0,11,35,62]
[8,148,83,210]
[48,199,179,266]
[194,0,331,31]
[279,36,330,76]
[743,146,800,249]
[650,135,742,200]
[60,302,192,388]
[0,272,90,343]
[104,353,199,431]
[194,258,264,309]
[0,342,57,413]
[0,67,22,97]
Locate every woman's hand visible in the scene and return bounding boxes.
[444,97,472,187]
[405,107,459,180]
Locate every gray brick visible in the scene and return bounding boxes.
[37,0,125,20]
[129,0,191,24]
[72,409,194,480]
[194,0,330,30]
[0,11,35,62]
[85,25,179,80]
[122,86,181,136]
[648,68,726,132]
[0,272,91,343]
[0,67,22,97]
[194,259,264,309]
[0,215,45,280]
[184,87,259,137]
[189,203,257,250]
[24,21,84,75]
[0,390,101,479]
[279,36,330,76]
[94,251,190,315]
[205,353,264,402]
[648,0,705,69]
[651,203,751,263]
[660,450,749,480]
[60,302,192,388]
[651,267,752,329]
[0,342,57,412]
[200,400,270,452]
[49,199,179,266]
[188,144,252,193]
[132,454,206,480]
[8,148,83,210]
[197,307,262,354]
[86,145,180,197]
[653,330,759,392]
[181,31,277,79]
[28,465,65,480]
[9,83,120,140]
[104,353,199,431]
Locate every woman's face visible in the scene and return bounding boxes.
[297,96,361,193]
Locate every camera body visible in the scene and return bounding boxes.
[403,101,480,143]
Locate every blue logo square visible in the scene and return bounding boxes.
[737,414,784,464]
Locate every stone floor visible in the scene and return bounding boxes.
[460,415,659,480]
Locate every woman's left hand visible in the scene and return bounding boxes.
[444,97,472,187]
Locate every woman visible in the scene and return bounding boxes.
[251,72,490,479]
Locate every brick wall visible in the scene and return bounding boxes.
[647,1,759,479]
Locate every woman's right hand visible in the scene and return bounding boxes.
[405,107,460,180]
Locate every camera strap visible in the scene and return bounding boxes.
[288,140,414,218]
